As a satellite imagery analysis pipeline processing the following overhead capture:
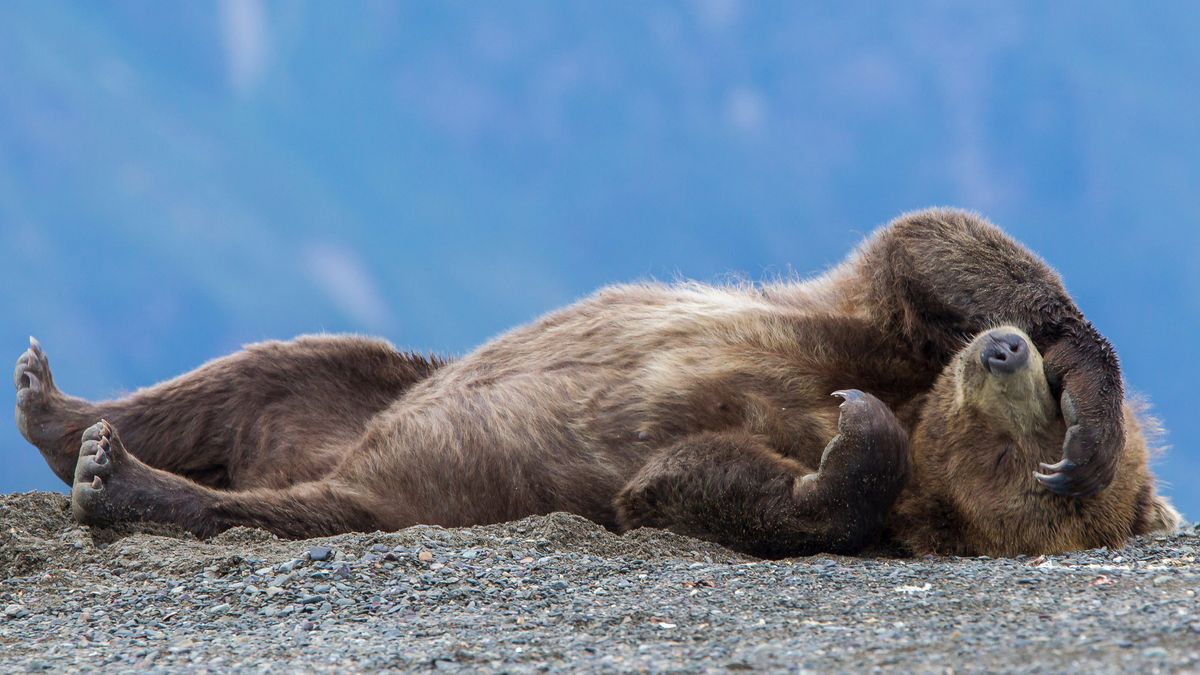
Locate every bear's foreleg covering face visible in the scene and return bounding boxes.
[614,390,910,558]
[1033,323,1125,497]
[858,208,1126,497]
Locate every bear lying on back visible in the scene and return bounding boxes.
[14,208,1179,557]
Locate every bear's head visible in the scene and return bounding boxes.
[893,325,1180,556]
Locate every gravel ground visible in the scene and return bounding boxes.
[1,492,1198,673]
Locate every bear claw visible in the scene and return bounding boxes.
[832,389,865,404]
[82,420,111,442]
[1034,457,1081,495]
[14,337,64,444]
[1037,458,1072,474]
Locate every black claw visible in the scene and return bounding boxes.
[95,448,108,465]
[1033,470,1072,496]
[1039,459,1072,474]
[832,389,865,403]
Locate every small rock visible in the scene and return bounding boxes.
[4,604,28,619]
[418,550,434,563]
[1152,575,1172,586]
[307,546,333,562]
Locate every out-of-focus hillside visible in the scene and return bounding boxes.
[1,2,1197,516]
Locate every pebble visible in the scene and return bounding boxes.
[307,546,333,561]
[4,604,29,619]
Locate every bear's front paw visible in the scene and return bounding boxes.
[819,390,910,489]
[1034,391,1122,498]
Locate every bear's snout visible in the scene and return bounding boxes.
[979,330,1029,375]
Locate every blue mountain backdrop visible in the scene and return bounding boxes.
[2,2,1197,518]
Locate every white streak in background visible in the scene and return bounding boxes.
[694,0,741,31]
[302,242,393,330]
[725,86,766,133]
[219,0,268,94]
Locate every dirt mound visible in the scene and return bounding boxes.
[0,491,743,580]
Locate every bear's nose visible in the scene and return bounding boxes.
[980,330,1030,374]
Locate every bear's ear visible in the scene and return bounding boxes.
[1137,494,1182,536]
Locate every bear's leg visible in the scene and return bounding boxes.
[614,390,910,557]
[71,419,386,538]
[14,335,443,490]
[853,209,1123,497]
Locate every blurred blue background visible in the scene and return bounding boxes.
[1,2,1196,518]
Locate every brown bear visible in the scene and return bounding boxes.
[13,208,1179,557]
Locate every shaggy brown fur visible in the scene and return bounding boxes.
[13,208,1179,557]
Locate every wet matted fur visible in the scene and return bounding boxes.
[14,208,1179,557]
